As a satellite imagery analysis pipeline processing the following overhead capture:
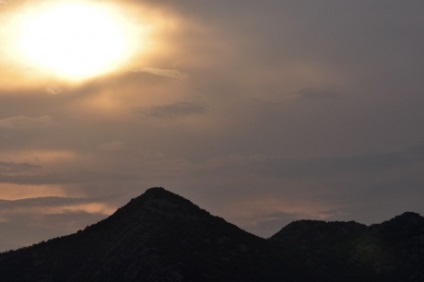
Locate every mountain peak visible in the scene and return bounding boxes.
[380,211,424,227]
[1,189,423,281]
[376,212,424,236]
[143,186,169,196]
[0,187,303,281]
[130,187,178,201]
[392,211,423,221]
[115,187,210,221]
[270,219,366,242]
[130,187,192,203]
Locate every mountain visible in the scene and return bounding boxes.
[270,212,424,281]
[0,187,310,282]
[0,187,424,281]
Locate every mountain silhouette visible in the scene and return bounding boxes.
[0,188,309,281]
[271,212,424,281]
[0,187,423,281]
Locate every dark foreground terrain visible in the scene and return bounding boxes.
[0,187,423,281]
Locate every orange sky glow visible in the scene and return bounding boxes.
[1,0,424,251]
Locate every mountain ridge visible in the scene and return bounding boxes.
[0,187,423,281]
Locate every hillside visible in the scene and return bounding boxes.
[0,188,308,282]
[0,187,423,281]
[271,212,424,281]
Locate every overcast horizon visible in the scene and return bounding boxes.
[1,0,424,251]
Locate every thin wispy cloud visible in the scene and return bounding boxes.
[0,115,56,129]
[100,140,124,151]
[133,67,189,80]
[145,102,207,118]
[0,161,40,173]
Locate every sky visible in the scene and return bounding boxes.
[0,0,424,251]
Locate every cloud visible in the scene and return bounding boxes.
[145,102,207,118]
[0,169,140,185]
[0,115,56,129]
[132,67,189,80]
[0,196,114,251]
[0,184,69,200]
[202,145,424,179]
[298,89,342,100]
[0,0,423,251]
[0,197,115,218]
[45,85,63,95]
[0,150,82,167]
[100,140,124,151]
[0,161,40,173]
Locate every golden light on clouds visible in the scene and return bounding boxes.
[2,1,151,82]
[45,202,116,216]
[0,184,68,200]
[0,149,83,166]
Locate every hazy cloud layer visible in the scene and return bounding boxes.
[0,197,112,251]
[0,0,424,250]
[0,116,55,129]
[0,161,40,173]
[133,67,189,80]
[145,102,207,119]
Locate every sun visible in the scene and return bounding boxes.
[10,1,144,81]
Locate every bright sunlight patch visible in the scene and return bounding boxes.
[8,1,144,81]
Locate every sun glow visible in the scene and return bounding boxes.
[8,1,147,81]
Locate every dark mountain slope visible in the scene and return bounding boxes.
[271,212,424,281]
[1,188,424,281]
[370,212,424,281]
[270,220,380,281]
[0,187,310,282]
